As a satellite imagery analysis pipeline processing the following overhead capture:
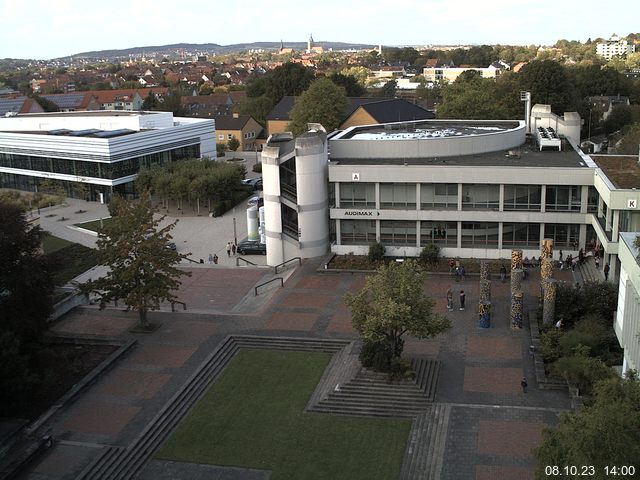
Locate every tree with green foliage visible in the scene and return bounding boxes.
[603,105,633,134]
[83,194,190,327]
[534,372,640,479]
[246,62,315,102]
[329,72,365,97]
[141,92,159,110]
[419,244,440,266]
[31,94,60,112]
[0,202,53,344]
[368,242,385,262]
[288,78,348,135]
[377,79,397,98]
[340,66,370,87]
[216,142,226,157]
[227,136,240,151]
[344,260,451,370]
[617,123,640,154]
[519,60,574,114]
[553,280,617,330]
[437,71,509,119]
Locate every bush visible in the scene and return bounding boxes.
[211,201,228,217]
[554,281,618,329]
[551,348,616,395]
[252,162,262,173]
[228,137,240,151]
[216,143,226,157]
[539,327,564,363]
[419,244,440,266]
[368,242,385,262]
[389,356,415,381]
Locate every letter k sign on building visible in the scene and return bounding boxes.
[628,199,637,209]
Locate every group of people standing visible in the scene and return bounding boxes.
[446,288,465,311]
[207,241,237,265]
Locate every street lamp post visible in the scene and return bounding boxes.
[233,216,237,246]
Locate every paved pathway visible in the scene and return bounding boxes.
[18,256,575,480]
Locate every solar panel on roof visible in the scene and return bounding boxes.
[70,129,101,136]
[42,93,86,109]
[92,129,136,138]
[49,129,71,135]
[0,97,26,116]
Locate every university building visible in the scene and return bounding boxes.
[0,111,215,201]
[261,107,640,288]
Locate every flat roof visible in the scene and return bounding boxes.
[336,120,521,140]
[330,137,588,168]
[591,155,640,189]
[12,110,152,118]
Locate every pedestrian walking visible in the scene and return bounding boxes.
[446,288,453,311]
[213,254,219,264]
[595,256,600,269]
[231,243,237,256]
[226,242,231,257]
[459,265,466,282]
[500,265,507,283]
[604,263,610,281]
[459,290,466,311]
[208,253,213,264]
[559,250,563,262]
[521,377,528,393]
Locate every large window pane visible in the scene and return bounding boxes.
[503,185,541,211]
[340,182,376,208]
[544,224,579,248]
[420,221,457,246]
[502,223,540,248]
[340,219,376,245]
[380,183,416,209]
[545,186,581,211]
[461,222,499,247]
[421,183,457,209]
[462,184,499,210]
[380,220,416,246]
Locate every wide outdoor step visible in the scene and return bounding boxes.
[310,405,419,419]
[337,385,429,398]
[322,395,430,409]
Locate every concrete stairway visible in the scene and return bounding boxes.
[399,403,451,480]
[576,257,602,284]
[75,335,349,480]
[309,358,440,418]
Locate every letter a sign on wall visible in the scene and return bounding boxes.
[352,173,360,181]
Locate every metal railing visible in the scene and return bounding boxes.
[254,277,283,296]
[236,257,258,266]
[170,300,187,312]
[274,257,301,274]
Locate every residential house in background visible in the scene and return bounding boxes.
[0,96,44,116]
[266,96,435,137]
[181,92,246,117]
[596,35,635,60]
[213,113,262,151]
[588,95,631,121]
[422,62,506,82]
[40,92,100,112]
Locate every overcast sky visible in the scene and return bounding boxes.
[2,0,639,60]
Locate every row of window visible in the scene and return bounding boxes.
[338,183,598,213]
[217,132,256,141]
[339,220,580,248]
[0,145,199,180]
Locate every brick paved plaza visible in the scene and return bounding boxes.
[19,259,574,480]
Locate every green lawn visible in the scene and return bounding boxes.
[42,235,99,285]
[156,349,411,480]
[73,217,111,232]
[41,234,73,254]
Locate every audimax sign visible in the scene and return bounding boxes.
[344,211,380,216]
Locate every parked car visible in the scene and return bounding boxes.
[236,240,266,255]
[242,176,262,190]
[247,196,264,209]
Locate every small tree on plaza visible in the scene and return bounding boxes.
[83,193,190,328]
[344,259,451,372]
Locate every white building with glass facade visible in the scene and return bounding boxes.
[0,111,215,201]
[615,233,640,375]
[262,110,640,284]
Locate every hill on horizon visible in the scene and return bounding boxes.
[68,41,377,59]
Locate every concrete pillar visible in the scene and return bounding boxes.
[457,183,463,211]
[480,260,490,281]
[540,185,546,213]
[457,221,462,249]
[498,222,504,250]
[541,257,554,282]
[480,279,491,303]
[479,301,491,328]
[511,249,523,270]
[375,182,380,210]
[540,238,553,259]
[542,279,557,325]
[498,184,504,212]
[511,268,524,293]
[579,224,587,250]
[580,185,589,214]
[334,182,341,208]
[612,210,620,239]
[510,292,524,329]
